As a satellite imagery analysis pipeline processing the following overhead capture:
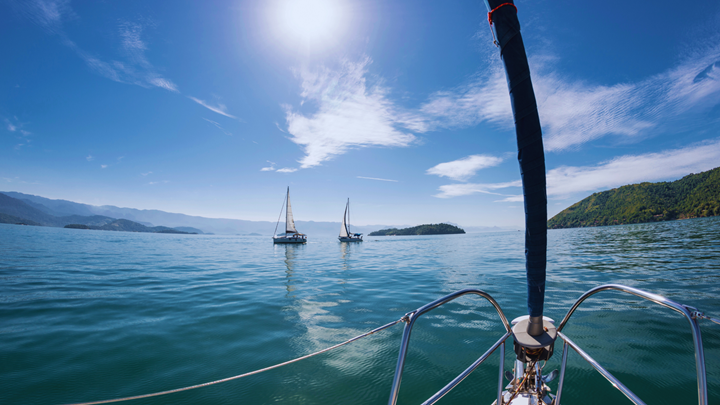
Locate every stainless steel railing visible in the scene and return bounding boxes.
[387,289,511,405]
[554,284,708,405]
[389,284,713,405]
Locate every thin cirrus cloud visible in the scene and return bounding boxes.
[436,139,720,200]
[203,118,232,136]
[189,97,237,119]
[426,154,504,181]
[434,181,522,199]
[283,57,419,169]
[13,1,179,93]
[5,119,17,132]
[4,117,31,135]
[357,176,398,182]
[419,42,720,151]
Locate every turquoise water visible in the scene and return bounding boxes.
[1,217,719,404]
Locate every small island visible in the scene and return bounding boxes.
[369,223,465,236]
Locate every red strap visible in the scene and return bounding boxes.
[488,2,517,25]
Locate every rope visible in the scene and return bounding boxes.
[273,193,287,237]
[486,2,518,47]
[505,360,533,404]
[63,318,404,405]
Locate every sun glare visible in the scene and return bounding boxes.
[271,0,348,50]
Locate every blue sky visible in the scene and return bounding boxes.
[2,0,720,228]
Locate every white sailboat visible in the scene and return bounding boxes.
[338,199,362,242]
[272,187,307,244]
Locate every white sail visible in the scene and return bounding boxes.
[339,205,349,238]
[285,189,297,234]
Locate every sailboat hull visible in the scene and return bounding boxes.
[338,236,363,242]
[273,236,307,244]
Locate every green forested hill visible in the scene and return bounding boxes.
[548,167,720,229]
[369,223,465,236]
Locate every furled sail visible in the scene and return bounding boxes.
[339,205,349,238]
[285,188,297,234]
[486,0,547,330]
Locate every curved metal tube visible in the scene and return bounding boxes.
[558,332,646,405]
[555,340,569,405]
[421,332,512,405]
[556,284,707,405]
[387,289,510,405]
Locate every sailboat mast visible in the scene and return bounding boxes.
[286,187,290,233]
[485,0,547,336]
[347,198,350,234]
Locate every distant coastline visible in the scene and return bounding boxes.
[369,223,465,236]
[0,192,201,235]
[64,220,196,234]
[0,191,513,237]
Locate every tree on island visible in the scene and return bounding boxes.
[369,223,465,236]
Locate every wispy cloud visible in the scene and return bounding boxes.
[147,180,169,185]
[546,138,720,197]
[86,155,94,161]
[149,78,178,92]
[357,176,398,182]
[14,2,178,93]
[277,167,298,173]
[284,58,418,169]
[5,119,17,132]
[419,43,720,151]
[100,165,108,169]
[427,154,503,181]
[141,171,152,176]
[203,118,232,135]
[2,176,39,185]
[5,117,30,135]
[260,161,276,171]
[434,181,521,199]
[65,25,179,92]
[189,97,237,119]
[434,139,720,199]
[11,0,73,34]
[495,195,524,203]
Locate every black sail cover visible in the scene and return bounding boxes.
[485,0,547,318]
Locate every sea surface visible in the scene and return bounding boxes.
[1,217,719,405]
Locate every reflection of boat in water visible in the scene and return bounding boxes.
[338,199,362,242]
[281,243,303,296]
[272,187,307,244]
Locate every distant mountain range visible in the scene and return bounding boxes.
[548,166,720,229]
[0,193,201,234]
[0,191,514,236]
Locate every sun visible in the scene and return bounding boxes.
[270,0,348,51]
